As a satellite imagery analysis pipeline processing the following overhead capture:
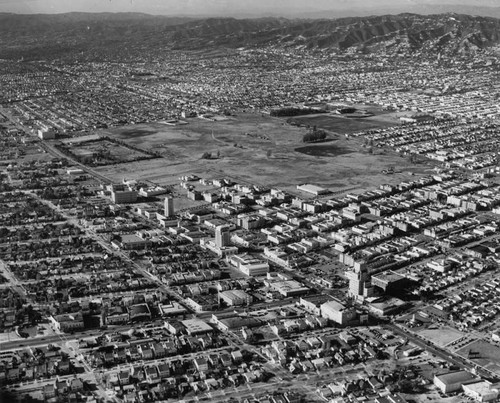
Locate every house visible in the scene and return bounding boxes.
[157,363,170,378]
[152,342,165,358]
[193,356,208,372]
[56,379,69,394]
[58,360,71,374]
[145,366,159,383]
[70,378,84,392]
[139,344,153,360]
[118,370,131,385]
[231,350,243,363]
[44,384,56,399]
[7,368,20,382]
[220,352,232,367]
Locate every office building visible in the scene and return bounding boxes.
[164,195,174,217]
[215,225,231,248]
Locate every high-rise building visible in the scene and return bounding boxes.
[346,269,369,300]
[164,196,174,217]
[215,225,231,248]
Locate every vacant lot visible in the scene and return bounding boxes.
[95,111,432,192]
[289,113,399,135]
[415,326,465,347]
[456,339,500,375]
[60,138,154,166]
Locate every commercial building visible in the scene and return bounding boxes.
[346,268,371,300]
[49,313,84,332]
[434,371,477,394]
[300,295,335,316]
[181,319,213,335]
[296,183,329,196]
[200,238,238,258]
[219,290,253,306]
[38,129,56,140]
[320,300,357,326]
[462,381,499,402]
[229,254,269,276]
[270,280,309,297]
[371,271,411,293]
[164,195,174,217]
[109,184,138,204]
[215,225,231,248]
[368,297,407,316]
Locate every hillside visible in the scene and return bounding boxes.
[1,12,500,60]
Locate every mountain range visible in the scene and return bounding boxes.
[1,12,500,60]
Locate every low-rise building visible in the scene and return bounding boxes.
[229,254,269,276]
[219,290,252,306]
[434,371,477,394]
[320,300,357,326]
[462,381,499,402]
[49,313,84,332]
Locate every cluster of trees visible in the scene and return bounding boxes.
[303,128,327,143]
[270,107,324,117]
[201,150,221,159]
[54,137,162,167]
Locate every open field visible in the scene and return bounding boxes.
[288,114,396,134]
[456,339,500,375]
[414,326,465,347]
[95,111,434,191]
[287,106,405,135]
[58,138,155,166]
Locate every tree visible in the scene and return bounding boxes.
[303,129,327,143]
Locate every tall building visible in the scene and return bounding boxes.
[164,196,174,217]
[215,225,231,248]
[346,269,370,300]
[108,184,138,204]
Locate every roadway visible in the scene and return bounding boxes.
[0,327,119,352]
[385,323,499,381]
[0,260,27,299]
[38,140,112,184]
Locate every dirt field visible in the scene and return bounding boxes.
[415,326,465,347]
[95,112,433,191]
[456,340,500,375]
[63,138,154,166]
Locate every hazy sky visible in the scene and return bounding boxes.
[0,0,497,15]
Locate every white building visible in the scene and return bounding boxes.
[320,300,356,326]
[434,371,477,394]
[296,183,329,196]
[219,290,252,306]
[229,254,269,276]
[215,225,231,248]
[462,381,499,402]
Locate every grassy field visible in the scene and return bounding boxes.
[67,138,153,165]
[287,105,404,135]
[95,111,433,191]
[288,114,396,135]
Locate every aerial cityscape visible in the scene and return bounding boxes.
[2,1,500,402]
